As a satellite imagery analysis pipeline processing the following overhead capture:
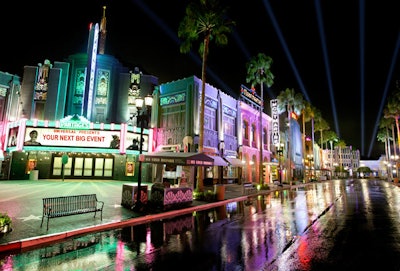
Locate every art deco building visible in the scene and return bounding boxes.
[2,7,157,181]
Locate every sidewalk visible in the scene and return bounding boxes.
[0,179,281,254]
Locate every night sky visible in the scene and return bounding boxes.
[2,0,400,159]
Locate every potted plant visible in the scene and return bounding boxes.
[0,212,12,234]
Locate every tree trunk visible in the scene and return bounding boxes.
[311,118,315,179]
[287,109,292,185]
[302,113,307,181]
[259,81,264,185]
[197,35,210,192]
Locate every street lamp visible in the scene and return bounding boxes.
[391,155,399,182]
[329,140,333,180]
[307,154,314,180]
[276,143,284,186]
[132,94,153,212]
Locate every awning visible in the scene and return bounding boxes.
[140,152,230,166]
[225,157,244,167]
[208,155,228,166]
[140,152,214,166]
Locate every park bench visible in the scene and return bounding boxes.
[41,194,104,230]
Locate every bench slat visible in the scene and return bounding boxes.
[41,194,104,231]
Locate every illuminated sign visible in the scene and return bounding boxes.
[270,99,280,145]
[59,115,90,130]
[240,85,262,106]
[59,121,90,129]
[23,127,124,149]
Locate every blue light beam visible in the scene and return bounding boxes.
[367,31,400,157]
[263,0,311,102]
[359,0,365,155]
[131,0,234,94]
[314,0,340,138]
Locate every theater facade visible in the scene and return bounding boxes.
[5,116,150,181]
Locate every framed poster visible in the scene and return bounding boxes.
[126,162,134,176]
[26,159,37,174]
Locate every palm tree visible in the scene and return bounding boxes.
[310,108,322,178]
[324,130,338,179]
[301,102,318,181]
[383,94,400,180]
[315,117,329,148]
[379,117,394,180]
[277,88,303,184]
[314,116,329,170]
[322,130,336,149]
[377,128,390,179]
[301,101,313,180]
[178,0,235,192]
[245,53,274,185]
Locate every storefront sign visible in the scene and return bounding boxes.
[140,152,214,166]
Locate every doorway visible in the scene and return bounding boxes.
[52,154,114,179]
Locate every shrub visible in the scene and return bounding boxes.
[0,213,11,226]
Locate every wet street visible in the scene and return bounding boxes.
[2,178,400,270]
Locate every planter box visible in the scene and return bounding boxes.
[151,185,193,209]
[121,184,148,208]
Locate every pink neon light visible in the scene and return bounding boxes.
[17,120,27,151]
[149,128,154,152]
[119,123,126,154]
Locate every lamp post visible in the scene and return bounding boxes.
[132,94,153,212]
[307,154,314,181]
[391,155,399,182]
[276,143,284,186]
[329,140,333,180]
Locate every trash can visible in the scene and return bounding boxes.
[214,184,225,201]
[29,170,39,181]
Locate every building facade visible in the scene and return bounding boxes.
[0,6,368,186]
[1,10,157,183]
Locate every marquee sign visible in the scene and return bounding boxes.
[23,127,148,150]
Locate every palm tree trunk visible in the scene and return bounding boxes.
[385,127,390,179]
[397,119,400,156]
[391,125,396,179]
[393,121,399,179]
[259,82,264,185]
[197,35,210,192]
[287,110,292,185]
[302,113,307,182]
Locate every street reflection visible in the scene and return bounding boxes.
[4,180,394,270]
[0,184,334,270]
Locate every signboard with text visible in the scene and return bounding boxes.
[270,99,280,145]
[24,127,122,149]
